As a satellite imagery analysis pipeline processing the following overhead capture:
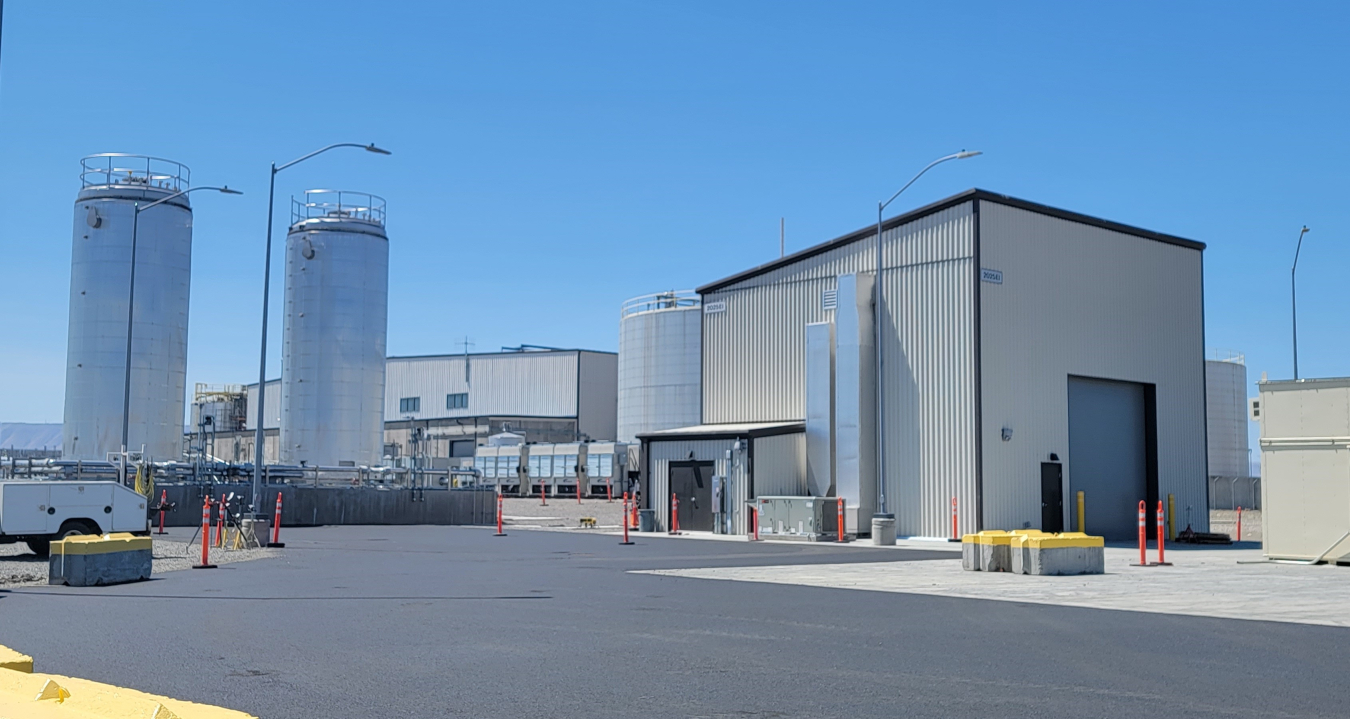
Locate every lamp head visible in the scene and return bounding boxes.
[956,150,983,160]
[218,187,243,195]
[366,144,392,155]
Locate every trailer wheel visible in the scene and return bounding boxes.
[24,539,50,557]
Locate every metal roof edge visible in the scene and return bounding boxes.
[696,189,1204,294]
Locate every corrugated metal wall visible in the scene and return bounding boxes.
[385,352,581,421]
[647,439,739,532]
[754,432,806,497]
[701,204,976,537]
[245,381,282,430]
[978,202,1209,533]
[577,351,619,442]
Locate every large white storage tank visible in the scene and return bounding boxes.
[63,155,194,461]
[617,291,702,442]
[280,190,389,467]
[1205,352,1250,478]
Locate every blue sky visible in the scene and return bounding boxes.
[1,1,1347,452]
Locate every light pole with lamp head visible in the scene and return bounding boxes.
[251,143,390,515]
[121,186,243,474]
[1291,225,1310,380]
[872,150,982,523]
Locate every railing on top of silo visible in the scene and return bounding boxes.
[80,154,190,193]
[620,290,700,319]
[291,189,386,226]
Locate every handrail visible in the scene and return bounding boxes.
[620,290,700,319]
[81,154,190,193]
[291,189,386,226]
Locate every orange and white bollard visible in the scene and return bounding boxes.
[540,483,548,506]
[620,493,634,545]
[193,497,217,569]
[1236,505,1242,542]
[836,496,846,543]
[669,495,680,535]
[494,489,507,536]
[951,496,958,540]
[750,505,759,541]
[630,497,638,530]
[1134,500,1147,566]
[268,492,285,548]
[607,480,613,503]
[156,489,168,535]
[1155,499,1171,565]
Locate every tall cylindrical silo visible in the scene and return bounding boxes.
[63,155,193,461]
[617,291,702,442]
[1205,353,1250,478]
[281,190,389,467]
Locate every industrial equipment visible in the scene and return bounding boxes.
[281,190,389,467]
[64,155,194,462]
[753,496,839,541]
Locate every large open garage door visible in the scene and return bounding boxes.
[1067,376,1157,540]
[669,460,714,532]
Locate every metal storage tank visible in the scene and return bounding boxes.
[1205,352,1250,478]
[63,154,194,461]
[280,190,389,467]
[617,291,702,442]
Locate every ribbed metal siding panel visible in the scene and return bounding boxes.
[647,439,738,532]
[703,204,973,430]
[753,432,806,497]
[978,202,1208,533]
[617,307,701,441]
[384,353,580,421]
[701,204,976,537]
[883,252,976,537]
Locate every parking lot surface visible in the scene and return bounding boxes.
[1,525,1345,719]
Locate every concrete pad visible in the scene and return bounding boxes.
[634,545,1350,628]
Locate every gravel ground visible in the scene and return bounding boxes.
[1210,508,1262,542]
[500,496,627,530]
[0,535,278,587]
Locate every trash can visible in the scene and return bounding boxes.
[638,509,657,533]
[871,513,896,546]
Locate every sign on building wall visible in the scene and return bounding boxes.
[980,268,1004,284]
[704,300,727,314]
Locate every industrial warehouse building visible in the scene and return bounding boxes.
[642,189,1209,540]
[192,348,617,465]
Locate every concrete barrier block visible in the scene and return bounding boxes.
[975,531,1013,572]
[48,533,152,587]
[0,668,256,718]
[1023,534,1105,576]
[960,536,981,571]
[0,645,32,673]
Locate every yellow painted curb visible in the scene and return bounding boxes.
[0,669,256,719]
[0,645,34,673]
[51,533,152,556]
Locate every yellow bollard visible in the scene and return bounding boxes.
[1167,493,1176,541]
[1076,491,1086,533]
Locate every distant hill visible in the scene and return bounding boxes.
[0,423,63,451]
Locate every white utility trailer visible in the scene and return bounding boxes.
[0,480,149,556]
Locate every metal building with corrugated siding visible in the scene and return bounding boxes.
[694,189,1208,540]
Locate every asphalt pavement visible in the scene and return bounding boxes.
[0,525,1345,718]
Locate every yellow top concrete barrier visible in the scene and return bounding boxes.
[0,645,33,673]
[0,669,256,719]
[962,530,1013,545]
[50,534,152,556]
[1025,532,1104,549]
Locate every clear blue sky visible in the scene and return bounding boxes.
[1,2,1347,449]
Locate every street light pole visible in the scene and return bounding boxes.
[1291,225,1310,380]
[120,186,242,465]
[251,143,390,514]
[872,151,981,521]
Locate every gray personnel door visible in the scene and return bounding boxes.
[1067,376,1157,540]
[668,461,714,532]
